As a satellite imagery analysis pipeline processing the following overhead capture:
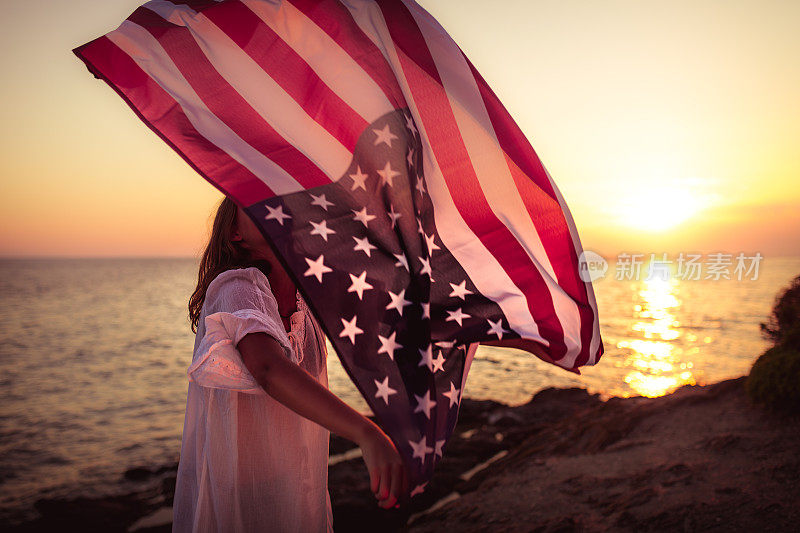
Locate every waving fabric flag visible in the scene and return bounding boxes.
[74,0,603,498]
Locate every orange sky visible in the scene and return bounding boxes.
[0,0,798,258]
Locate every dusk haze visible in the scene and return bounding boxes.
[0,0,798,258]
[1,1,798,531]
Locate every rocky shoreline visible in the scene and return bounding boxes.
[6,375,800,532]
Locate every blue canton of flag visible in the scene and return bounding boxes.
[247,108,509,496]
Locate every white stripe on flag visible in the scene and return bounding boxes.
[144,0,352,182]
[541,165,604,364]
[108,20,305,195]
[406,1,585,367]
[345,2,553,350]
[241,0,395,125]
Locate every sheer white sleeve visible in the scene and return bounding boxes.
[187,268,296,394]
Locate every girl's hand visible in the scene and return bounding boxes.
[357,421,408,508]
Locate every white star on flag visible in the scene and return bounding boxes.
[387,204,402,229]
[303,254,332,283]
[351,206,376,227]
[487,318,509,340]
[405,113,418,136]
[347,271,373,300]
[410,483,428,497]
[424,231,440,256]
[377,161,401,187]
[448,280,474,300]
[386,288,411,316]
[446,307,471,326]
[418,256,434,281]
[442,381,461,408]
[377,331,403,360]
[393,252,409,271]
[413,390,437,419]
[348,166,368,191]
[309,219,336,241]
[339,315,363,344]
[374,376,398,405]
[431,351,446,373]
[434,439,445,458]
[408,436,433,463]
[309,192,334,210]
[264,204,291,225]
[373,123,398,147]
[352,235,377,257]
[417,343,433,371]
[415,174,426,195]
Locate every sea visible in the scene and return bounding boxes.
[1,256,798,524]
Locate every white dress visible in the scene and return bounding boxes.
[173,267,333,533]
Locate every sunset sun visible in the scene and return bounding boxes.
[616,185,709,232]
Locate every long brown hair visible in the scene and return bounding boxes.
[188,196,272,333]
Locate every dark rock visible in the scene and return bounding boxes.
[23,492,158,533]
[124,466,154,481]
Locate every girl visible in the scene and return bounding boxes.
[173,196,407,532]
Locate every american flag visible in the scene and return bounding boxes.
[74,0,604,498]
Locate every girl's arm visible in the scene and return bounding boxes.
[237,332,408,508]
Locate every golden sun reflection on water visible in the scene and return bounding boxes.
[617,274,697,397]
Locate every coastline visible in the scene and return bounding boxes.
[6,374,799,532]
[409,375,800,532]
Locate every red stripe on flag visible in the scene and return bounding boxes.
[73,35,274,206]
[200,0,368,153]
[503,152,599,367]
[461,55,601,367]
[128,7,331,191]
[376,0,570,363]
[290,0,406,108]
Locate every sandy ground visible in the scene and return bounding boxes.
[408,376,800,532]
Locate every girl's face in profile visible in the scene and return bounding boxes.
[232,206,272,261]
